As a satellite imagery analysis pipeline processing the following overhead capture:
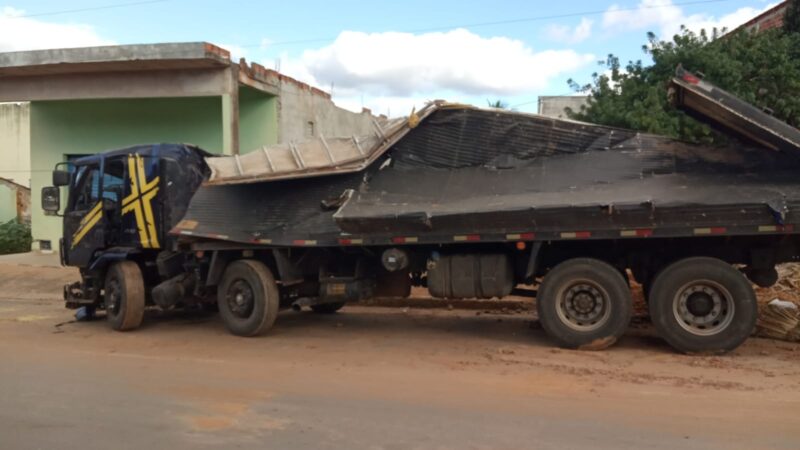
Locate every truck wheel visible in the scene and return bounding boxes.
[104,261,146,331]
[217,260,279,337]
[537,258,632,350]
[310,302,345,314]
[649,257,756,354]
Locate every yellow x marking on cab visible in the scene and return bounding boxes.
[70,154,161,249]
[122,154,161,249]
[70,201,103,248]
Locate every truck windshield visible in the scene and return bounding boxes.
[72,166,100,211]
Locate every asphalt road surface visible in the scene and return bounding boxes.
[1,262,799,449]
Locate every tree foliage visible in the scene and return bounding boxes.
[567,16,800,144]
[787,0,800,35]
[0,219,31,255]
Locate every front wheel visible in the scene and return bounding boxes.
[649,257,756,354]
[104,261,146,331]
[217,260,280,337]
[537,258,632,350]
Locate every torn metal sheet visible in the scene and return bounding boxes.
[669,66,800,153]
[204,102,440,185]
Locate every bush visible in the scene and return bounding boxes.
[0,219,32,255]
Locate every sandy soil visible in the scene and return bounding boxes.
[0,262,799,449]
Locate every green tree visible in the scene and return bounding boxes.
[568,22,800,144]
[786,0,800,35]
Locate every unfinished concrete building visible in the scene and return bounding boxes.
[0,42,376,251]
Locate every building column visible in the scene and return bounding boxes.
[221,67,240,155]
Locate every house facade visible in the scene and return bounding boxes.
[0,42,376,252]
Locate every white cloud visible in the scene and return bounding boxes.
[602,0,778,38]
[0,7,114,52]
[544,18,594,44]
[280,28,594,97]
[332,94,427,117]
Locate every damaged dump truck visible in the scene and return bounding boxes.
[42,68,800,354]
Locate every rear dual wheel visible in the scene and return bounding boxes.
[649,257,757,354]
[537,258,633,350]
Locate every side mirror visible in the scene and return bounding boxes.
[53,170,70,187]
[42,186,61,214]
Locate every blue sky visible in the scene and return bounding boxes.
[0,0,780,115]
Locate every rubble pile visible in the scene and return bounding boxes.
[754,264,800,342]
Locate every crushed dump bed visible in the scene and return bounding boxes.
[174,104,800,247]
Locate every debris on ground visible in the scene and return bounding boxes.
[753,264,800,342]
[756,299,800,342]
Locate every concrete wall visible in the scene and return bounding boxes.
[538,96,589,119]
[29,97,225,250]
[277,78,374,143]
[239,86,279,153]
[0,103,31,187]
[0,184,16,223]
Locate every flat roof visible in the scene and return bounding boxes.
[0,42,231,77]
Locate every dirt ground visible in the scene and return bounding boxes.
[1,262,799,449]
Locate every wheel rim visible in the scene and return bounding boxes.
[555,279,612,331]
[672,279,735,336]
[226,279,255,319]
[105,277,121,316]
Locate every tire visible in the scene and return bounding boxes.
[217,260,279,337]
[310,302,345,314]
[649,257,756,354]
[537,258,633,350]
[104,261,146,331]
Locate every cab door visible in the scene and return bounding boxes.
[101,157,128,247]
[63,164,106,268]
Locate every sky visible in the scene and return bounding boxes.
[0,0,782,116]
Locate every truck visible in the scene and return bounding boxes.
[42,68,800,354]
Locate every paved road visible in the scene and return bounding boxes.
[0,263,799,449]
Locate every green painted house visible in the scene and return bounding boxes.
[0,42,375,252]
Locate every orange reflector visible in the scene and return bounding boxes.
[392,237,419,244]
[506,232,535,240]
[694,227,726,235]
[620,229,653,238]
[516,241,526,251]
[561,231,591,239]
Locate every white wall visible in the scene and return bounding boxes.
[537,96,589,119]
[0,102,31,187]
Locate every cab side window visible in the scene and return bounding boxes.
[73,166,100,211]
[103,159,125,203]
